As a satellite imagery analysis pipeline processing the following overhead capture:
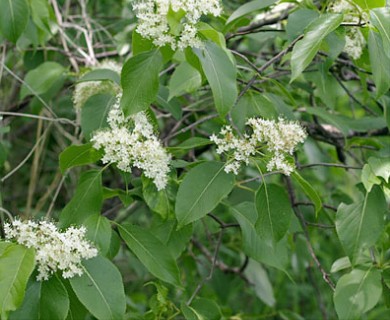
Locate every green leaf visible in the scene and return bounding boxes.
[197,23,226,48]
[175,162,235,227]
[69,256,126,320]
[291,14,343,82]
[81,94,114,139]
[361,163,382,192]
[132,30,154,56]
[330,256,352,273]
[255,184,293,244]
[353,0,386,10]
[0,142,8,168]
[59,170,103,228]
[367,157,390,183]
[59,143,102,174]
[63,280,88,320]
[226,0,276,24]
[78,69,120,85]
[370,8,390,58]
[368,30,390,97]
[157,86,183,119]
[0,242,35,320]
[286,9,319,42]
[20,62,65,99]
[194,42,238,117]
[335,186,387,264]
[151,219,193,259]
[120,50,163,116]
[168,62,202,100]
[11,275,69,320]
[106,230,121,261]
[244,259,275,307]
[231,202,288,270]
[334,268,382,320]
[362,157,390,191]
[40,276,69,320]
[231,92,277,130]
[181,298,222,320]
[292,172,322,217]
[118,224,181,286]
[28,0,51,34]
[0,0,29,43]
[84,215,112,256]
[142,176,176,219]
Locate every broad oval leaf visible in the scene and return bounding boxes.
[181,298,222,320]
[0,242,35,320]
[291,14,343,82]
[175,161,235,227]
[69,256,126,320]
[59,143,103,174]
[10,275,69,320]
[40,276,69,320]
[292,172,322,217]
[335,185,387,264]
[84,215,112,256]
[168,62,202,100]
[151,218,193,259]
[370,8,390,58]
[118,223,181,286]
[194,42,238,117]
[0,0,29,43]
[59,170,103,228]
[142,176,176,219]
[121,50,163,116]
[244,259,275,307]
[226,0,276,24]
[81,94,114,139]
[255,184,293,244]
[368,30,390,98]
[78,69,120,85]
[231,202,288,271]
[334,268,382,320]
[20,62,65,99]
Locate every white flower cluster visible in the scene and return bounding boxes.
[210,126,256,175]
[133,0,222,50]
[4,220,97,281]
[329,0,366,60]
[210,118,307,175]
[91,94,171,190]
[73,60,122,109]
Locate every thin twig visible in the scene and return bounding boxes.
[187,231,224,305]
[1,124,53,183]
[285,177,336,291]
[0,111,76,126]
[299,163,362,170]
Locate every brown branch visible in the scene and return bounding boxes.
[207,213,240,229]
[226,7,292,41]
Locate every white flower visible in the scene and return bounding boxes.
[247,117,307,155]
[210,118,307,175]
[91,94,171,190]
[210,126,256,174]
[328,0,367,60]
[4,220,98,281]
[133,0,222,50]
[344,27,366,60]
[73,60,122,109]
